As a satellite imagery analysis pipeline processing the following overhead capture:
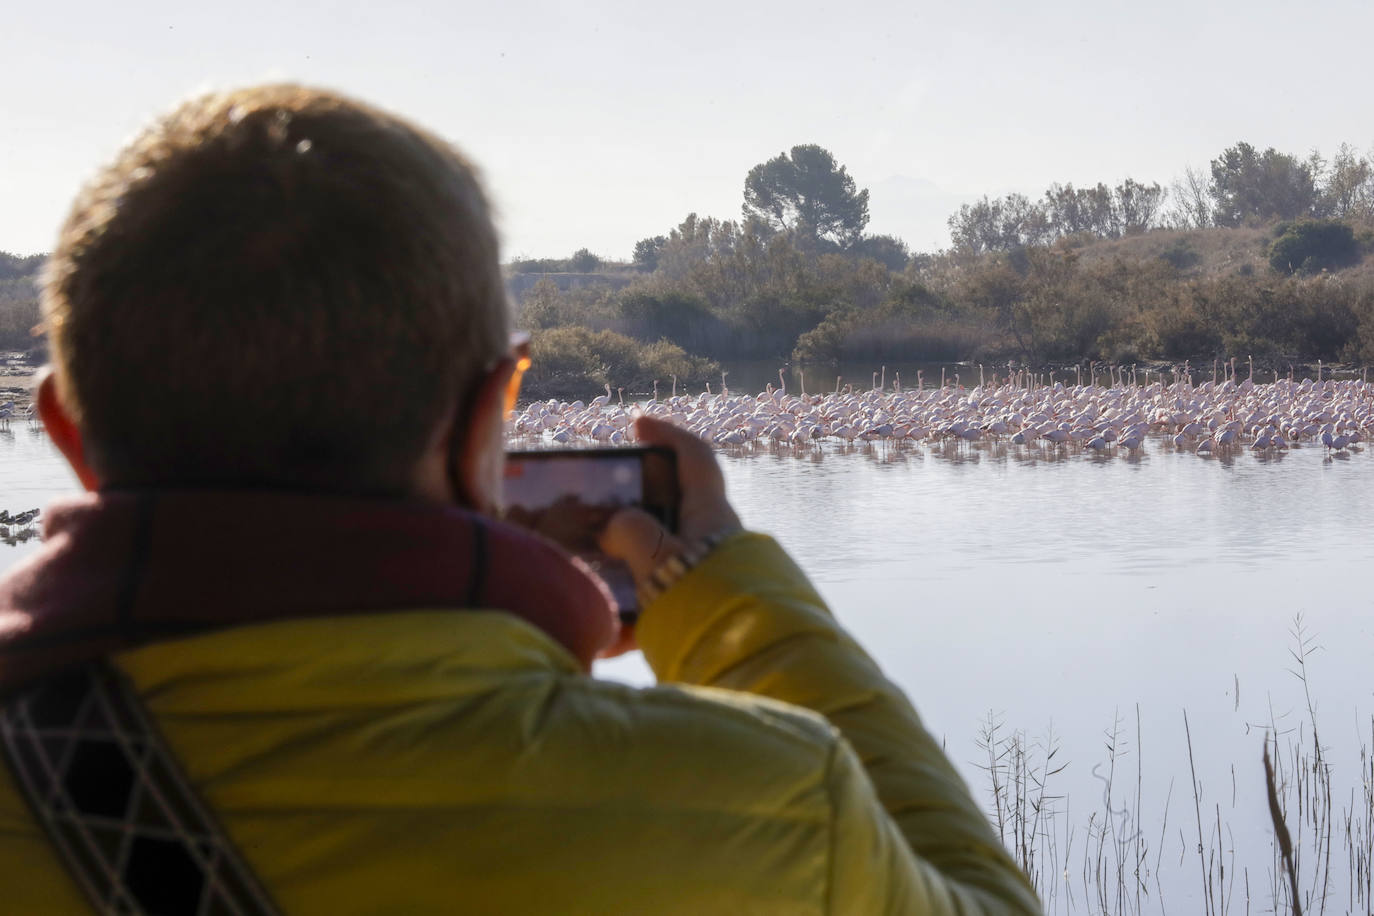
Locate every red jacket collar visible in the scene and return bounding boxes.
[0,490,618,692]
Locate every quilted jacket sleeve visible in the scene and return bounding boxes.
[635,532,1041,915]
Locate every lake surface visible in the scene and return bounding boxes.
[4,425,1372,914]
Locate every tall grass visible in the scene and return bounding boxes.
[980,616,1373,915]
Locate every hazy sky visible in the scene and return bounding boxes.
[3,0,1372,259]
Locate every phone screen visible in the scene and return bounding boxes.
[503,447,679,622]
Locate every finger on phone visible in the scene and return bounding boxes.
[598,507,686,582]
[632,416,742,540]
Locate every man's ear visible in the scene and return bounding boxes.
[36,370,101,492]
[449,358,515,515]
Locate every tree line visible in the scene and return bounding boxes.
[509,140,1374,398]
[5,141,1374,396]
[949,142,1374,254]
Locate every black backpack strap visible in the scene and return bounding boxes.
[0,660,282,915]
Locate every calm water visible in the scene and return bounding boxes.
[4,427,1373,913]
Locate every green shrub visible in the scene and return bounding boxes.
[612,291,723,352]
[792,296,995,365]
[523,327,719,401]
[569,248,601,273]
[1158,237,1199,270]
[525,327,608,399]
[0,276,42,351]
[1140,300,1222,359]
[1268,220,1360,274]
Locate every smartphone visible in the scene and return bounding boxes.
[502,447,680,623]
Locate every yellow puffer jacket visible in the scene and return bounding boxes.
[0,533,1039,914]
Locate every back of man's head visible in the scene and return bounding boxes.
[43,85,509,494]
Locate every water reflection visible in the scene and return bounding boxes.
[0,526,40,547]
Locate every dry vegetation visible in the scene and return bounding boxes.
[984,618,1372,915]
[509,214,1374,401]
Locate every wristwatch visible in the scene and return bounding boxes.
[636,528,738,610]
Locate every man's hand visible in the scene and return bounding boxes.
[596,417,742,657]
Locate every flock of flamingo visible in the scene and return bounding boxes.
[508,363,1374,460]
[4,367,1371,461]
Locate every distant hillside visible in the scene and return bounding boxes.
[907,219,1374,368]
[1073,224,1374,283]
[1074,227,1272,277]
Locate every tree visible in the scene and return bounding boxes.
[516,278,566,329]
[615,290,720,350]
[742,144,870,247]
[948,194,1049,254]
[850,234,910,271]
[1318,144,1374,221]
[1209,142,1316,226]
[632,236,667,272]
[1168,165,1214,229]
[569,248,601,273]
[1113,179,1165,235]
[1042,183,1116,237]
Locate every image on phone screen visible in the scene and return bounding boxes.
[503,449,677,622]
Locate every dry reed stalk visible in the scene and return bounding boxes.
[1185,709,1214,916]
[1266,738,1302,916]
[974,619,1370,915]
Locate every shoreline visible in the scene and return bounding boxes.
[0,369,36,411]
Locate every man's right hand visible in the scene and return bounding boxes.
[597,417,742,655]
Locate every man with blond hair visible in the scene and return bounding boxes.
[0,85,1038,914]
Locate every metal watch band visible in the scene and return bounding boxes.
[636,528,738,610]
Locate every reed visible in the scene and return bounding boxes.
[979,616,1373,915]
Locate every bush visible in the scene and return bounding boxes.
[522,327,719,401]
[792,293,995,365]
[1158,237,1199,270]
[1268,220,1360,274]
[632,236,666,272]
[1140,299,1222,359]
[637,339,720,391]
[850,234,910,271]
[508,256,573,274]
[612,291,724,353]
[0,276,42,351]
[525,326,608,399]
[1348,280,1374,362]
[569,248,601,273]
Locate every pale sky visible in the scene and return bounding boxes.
[3,0,1372,259]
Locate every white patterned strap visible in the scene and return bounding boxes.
[0,661,281,916]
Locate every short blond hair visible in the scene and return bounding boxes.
[43,85,509,492]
